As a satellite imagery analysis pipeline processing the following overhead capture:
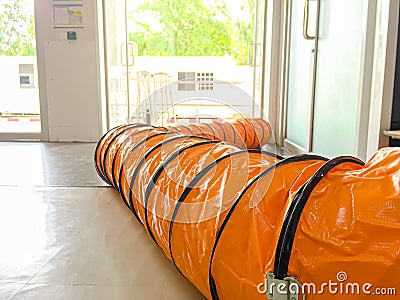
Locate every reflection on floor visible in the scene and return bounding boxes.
[0,142,205,300]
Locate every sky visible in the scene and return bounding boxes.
[0,0,34,15]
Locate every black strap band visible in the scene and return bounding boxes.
[113,131,175,218]
[103,124,153,186]
[125,132,181,222]
[273,156,364,279]
[168,150,280,284]
[144,139,219,246]
[208,154,329,300]
[94,124,126,184]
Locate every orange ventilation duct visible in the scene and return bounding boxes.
[168,118,272,149]
[95,120,400,300]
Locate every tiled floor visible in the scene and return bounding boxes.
[0,142,205,300]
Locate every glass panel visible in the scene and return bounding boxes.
[104,0,129,129]
[252,0,266,118]
[0,0,41,133]
[286,0,316,149]
[116,0,262,126]
[312,0,366,157]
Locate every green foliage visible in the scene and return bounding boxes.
[231,0,255,65]
[130,0,254,61]
[0,0,36,56]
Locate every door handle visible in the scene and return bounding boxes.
[248,43,262,67]
[248,43,255,66]
[121,43,127,66]
[128,42,136,67]
[306,48,317,152]
[303,0,315,40]
[120,43,136,67]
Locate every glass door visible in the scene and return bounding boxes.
[0,0,42,136]
[311,0,368,157]
[104,0,268,129]
[252,0,266,118]
[284,0,318,152]
[283,0,370,158]
[103,0,134,129]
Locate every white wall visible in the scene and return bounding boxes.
[366,0,399,159]
[35,0,104,142]
[0,57,40,115]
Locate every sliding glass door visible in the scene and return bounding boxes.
[103,0,133,129]
[103,0,268,129]
[285,0,317,151]
[0,0,42,138]
[311,0,367,157]
[283,0,372,158]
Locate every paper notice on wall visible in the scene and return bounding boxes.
[53,4,84,28]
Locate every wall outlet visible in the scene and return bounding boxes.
[67,31,77,40]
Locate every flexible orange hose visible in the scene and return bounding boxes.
[95,119,400,300]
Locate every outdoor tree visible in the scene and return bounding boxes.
[231,0,255,65]
[130,0,233,57]
[130,0,255,65]
[0,0,36,56]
